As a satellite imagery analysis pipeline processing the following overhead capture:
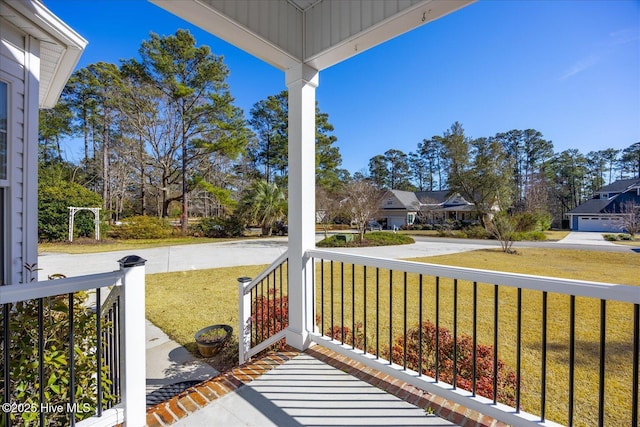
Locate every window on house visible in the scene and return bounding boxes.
[0,81,6,181]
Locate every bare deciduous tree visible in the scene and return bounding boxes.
[620,201,640,239]
[316,186,342,239]
[342,179,384,242]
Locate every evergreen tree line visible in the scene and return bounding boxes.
[366,122,640,225]
[38,30,346,237]
[38,30,639,238]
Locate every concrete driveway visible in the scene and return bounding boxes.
[37,235,493,279]
[556,231,616,246]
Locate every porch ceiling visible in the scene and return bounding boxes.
[150,0,474,71]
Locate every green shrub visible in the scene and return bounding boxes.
[190,216,245,238]
[514,211,552,232]
[108,216,175,239]
[38,167,103,242]
[317,232,414,247]
[1,291,116,426]
[512,230,547,241]
[463,225,489,239]
[604,233,632,241]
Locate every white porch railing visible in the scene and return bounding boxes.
[238,251,289,365]
[239,248,640,427]
[0,256,146,427]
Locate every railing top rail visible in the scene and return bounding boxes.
[242,250,289,294]
[307,248,640,304]
[0,270,123,304]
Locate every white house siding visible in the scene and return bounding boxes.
[0,17,39,284]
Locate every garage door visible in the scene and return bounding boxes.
[578,216,623,232]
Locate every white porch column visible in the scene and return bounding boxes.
[285,64,318,350]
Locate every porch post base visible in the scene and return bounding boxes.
[285,327,314,351]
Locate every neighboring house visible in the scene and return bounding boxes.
[0,0,86,284]
[566,178,640,232]
[416,190,478,224]
[379,189,478,229]
[380,190,421,229]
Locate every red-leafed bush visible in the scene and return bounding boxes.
[252,292,288,351]
[391,321,518,407]
[324,322,364,349]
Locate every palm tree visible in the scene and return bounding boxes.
[240,180,287,236]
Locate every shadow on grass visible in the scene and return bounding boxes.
[531,340,634,367]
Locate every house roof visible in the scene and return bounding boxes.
[150,0,474,72]
[566,198,614,215]
[1,0,87,108]
[415,190,450,204]
[569,178,640,215]
[387,190,421,210]
[596,178,640,194]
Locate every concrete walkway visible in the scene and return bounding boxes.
[145,320,218,399]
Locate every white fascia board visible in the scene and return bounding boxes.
[150,0,300,71]
[305,0,475,71]
[5,0,87,108]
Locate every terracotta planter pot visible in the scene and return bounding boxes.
[194,324,232,357]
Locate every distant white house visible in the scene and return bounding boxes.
[379,189,478,229]
[0,0,86,284]
[566,178,640,232]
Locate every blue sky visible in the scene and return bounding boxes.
[45,0,639,174]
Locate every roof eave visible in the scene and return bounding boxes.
[4,0,87,108]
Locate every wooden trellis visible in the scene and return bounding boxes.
[68,207,101,242]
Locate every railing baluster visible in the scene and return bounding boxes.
[541,291,548,421]
[268,271,272,337]
[403,272,407,370]
[376,268,380,359]
[389,270,393,364]
[472,282,477,396]
[435,276,440,382]
[38,297,45,427]
[311,260,315,334]
[516,287,522,413]
[598,299,606,427]
[453,279,458,389]
[341,262,344,345]
[96,288,102,417]
[331,261,334,340]
[252,285,256,346]
[418,274,423,377]
[568,295,575,426]
[266,274,271,341]
[115,295,121,398]
[352,264,355,349]
[280,263,284,330]
[632,303,639,427]
[321,259,325,335]
[493,285,499,404]
[3,303,9,427]
[363,266,367,354]
[69,293,76,427]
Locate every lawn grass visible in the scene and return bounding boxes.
[146,247,638,426]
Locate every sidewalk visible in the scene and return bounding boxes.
[145,320,218,405]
